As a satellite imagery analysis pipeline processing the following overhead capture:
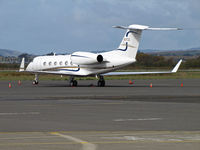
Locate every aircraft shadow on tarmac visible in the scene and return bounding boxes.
[38,84,183,88]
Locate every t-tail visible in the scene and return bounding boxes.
[113,24,182,60]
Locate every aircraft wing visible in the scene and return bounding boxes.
[103,59,182,76]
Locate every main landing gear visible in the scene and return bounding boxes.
[69,75,105,87]
[97,75,105,87]
[69,76,78,87]
[32,74,39,85]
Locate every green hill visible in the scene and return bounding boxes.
[0,49,22,57]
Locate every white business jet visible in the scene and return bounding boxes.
[19,24,182,87]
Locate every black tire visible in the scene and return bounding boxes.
[97,80,105,87]
[101,80,105,87]
[97,80,101,87]
[33,80,38,85]
[69,81,74,87]
[73,80,78,86]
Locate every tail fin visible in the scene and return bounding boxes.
[113,24,181,59]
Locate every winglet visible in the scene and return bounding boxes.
[19,57,25,72]
[171,59,182,73]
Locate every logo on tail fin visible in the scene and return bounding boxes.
[117,31,136,51]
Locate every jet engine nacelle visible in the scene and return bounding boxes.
[71,52,103,65]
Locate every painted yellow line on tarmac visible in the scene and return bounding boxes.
[0,140,199,146]
[0,130,199,134]
[0,142,77,146]
[80,142,89,144]
[0,131,44,134]
[93,140,200,144]
[58,130,200,135]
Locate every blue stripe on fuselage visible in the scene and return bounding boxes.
[57,67,80,72]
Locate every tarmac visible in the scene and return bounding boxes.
[0,79,200,150]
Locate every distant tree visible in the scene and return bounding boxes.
[183,56,200,68]
[18,53,29,61]
[0,63,19,69]
[125,53,176,69]
[46,52,55,56]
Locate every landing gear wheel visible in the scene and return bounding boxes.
[98,80,105,87]
[97,80,105,87]
[97,76,105,87]
[97,81,101,87]
[73,80,78,86]
[70,80,78,87]
[33,74,39,85]
[32,80,39,85]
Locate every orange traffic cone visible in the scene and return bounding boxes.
[9,83,11,88]
[129,80,133,84]
[150,83,153,88]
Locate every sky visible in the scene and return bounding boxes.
[0,0,200,54]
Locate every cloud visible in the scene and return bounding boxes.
[0,0,199,54]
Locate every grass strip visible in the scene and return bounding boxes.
[0,70,200,81]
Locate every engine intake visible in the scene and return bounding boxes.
[97,55,103,63]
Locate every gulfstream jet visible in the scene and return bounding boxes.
[19,24,182,86]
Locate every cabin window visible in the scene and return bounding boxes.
[54,62,57,66]
[43,62,46,66]
[59,61,63,65]
[65,61,68,65]
[49,62,52,66]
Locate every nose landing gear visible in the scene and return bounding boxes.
[33,74,39,85]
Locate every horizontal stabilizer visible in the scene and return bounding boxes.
[113,24,182,31]
[148,27,182,31]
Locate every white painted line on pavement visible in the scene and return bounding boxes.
[51,132,97,150]
[0,112,40,115]
[114,118,162,122]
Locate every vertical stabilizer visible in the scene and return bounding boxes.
[114,24,148,59]
[113,24,181,59]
